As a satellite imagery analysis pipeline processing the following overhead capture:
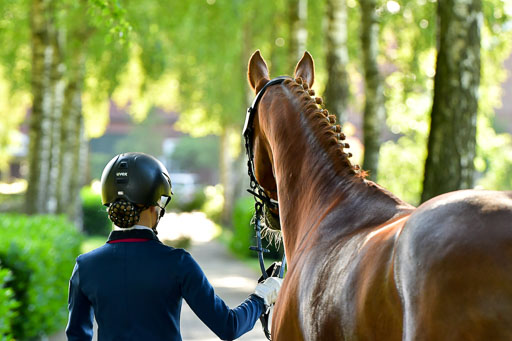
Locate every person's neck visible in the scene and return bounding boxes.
[138,207,157,228]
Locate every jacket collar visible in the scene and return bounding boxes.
[107,228,160,243]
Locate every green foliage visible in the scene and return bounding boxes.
[0,214,82,339]
[229,197,256,258]
[201,185,224,223]
[170,136,219,173]
[377,0,512,201]
[81,186,111,236]
[475,117,512,190]
[88,0,132,44]
[0,265,18,340]
[171,188,207,213]
[378,136,427,206]
[229,196,282,260]
[113,109,165,156]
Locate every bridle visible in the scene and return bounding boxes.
[243,76,290,340]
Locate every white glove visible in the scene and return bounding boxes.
[253,277,283,306]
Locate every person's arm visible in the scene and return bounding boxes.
[180,252,265,340]
[66,262,94,341]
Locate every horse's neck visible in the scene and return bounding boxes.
[268,111,412,261]
[276,170,411,260]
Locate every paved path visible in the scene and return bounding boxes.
[180,240,268,341]
[51,212,268,341]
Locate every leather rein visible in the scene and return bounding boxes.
[243,77,289,340]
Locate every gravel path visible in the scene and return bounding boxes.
[180,240,268,341]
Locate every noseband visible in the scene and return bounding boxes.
[243,77,290,340]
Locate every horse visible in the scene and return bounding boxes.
[245,50,512,340]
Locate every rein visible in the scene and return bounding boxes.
[243,77,289,340]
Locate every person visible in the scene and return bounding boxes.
[66,152,282,341]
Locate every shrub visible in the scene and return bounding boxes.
[0,265,18,340]
[170,188,207,213]
[229,197,282,260]
[229,197,256,258]
[0,214,82,340]
[201,185,224,223]
[81,186,111,236]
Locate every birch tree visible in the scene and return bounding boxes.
[421,0,482,202]
[289,0,308,63]
[360,0,385,181]
[26,0,55,214]
[47,6,66,214]
[324,0,350,123]
[56,2,91,221]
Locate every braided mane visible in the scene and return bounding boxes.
[282,78,367,179]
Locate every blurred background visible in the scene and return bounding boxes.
[0,0,511,339]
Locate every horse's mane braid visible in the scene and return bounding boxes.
[283,78,367,179]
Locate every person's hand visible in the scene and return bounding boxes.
[253,277,283,306]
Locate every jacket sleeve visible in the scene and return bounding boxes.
[179,252,265,341]
[66,261,94,341]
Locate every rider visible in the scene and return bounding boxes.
[66,152,282,340]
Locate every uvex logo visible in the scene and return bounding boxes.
[116,172,128,176]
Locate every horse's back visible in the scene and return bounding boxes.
[396,190,512,340]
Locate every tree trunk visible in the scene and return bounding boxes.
[421,0,481,203]
[58,48,86,222]
[26,0,54,214]
[360,0,385,181]
[288,0,308,64]
[219,127,234,224]
[74,117,88,229]
[324,0,350,123]
[47,14,66,214]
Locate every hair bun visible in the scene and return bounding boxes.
[108,200,141,228]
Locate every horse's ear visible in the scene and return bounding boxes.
[248,50,270,93]
[294,51,315,88]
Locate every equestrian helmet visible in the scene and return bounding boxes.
[101,152,172,207]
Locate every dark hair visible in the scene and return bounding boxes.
[107,200,142,228]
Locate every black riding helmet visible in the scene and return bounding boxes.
[101,152,173,209]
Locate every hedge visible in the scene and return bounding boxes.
[0,265,18,340]
[0,214,82,340]
[81,186,111,236]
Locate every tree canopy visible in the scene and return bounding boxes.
[1,0,511,211]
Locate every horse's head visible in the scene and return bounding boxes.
[245,50,315,232]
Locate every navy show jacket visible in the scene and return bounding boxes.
[66,229,264,341]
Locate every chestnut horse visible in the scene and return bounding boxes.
[246,50,512,340]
